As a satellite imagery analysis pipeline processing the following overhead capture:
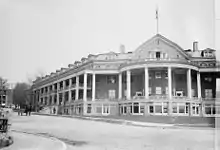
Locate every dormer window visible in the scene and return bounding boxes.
[156,52,161,59]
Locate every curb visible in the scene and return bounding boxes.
[9,129,67,150]
[32,113,215,130]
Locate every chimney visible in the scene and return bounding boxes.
[193,41,198,52]
[120,44,125,53]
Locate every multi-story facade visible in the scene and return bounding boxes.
[0,89,13,107]
[32,34,220,117]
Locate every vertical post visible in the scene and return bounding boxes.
[92,73,96,101]
[118,73,122,99]
[168,67,172,115]
[83,73,87,101]
[63,80,65,90]
[187,69,192,116]
[187,69,192,98]
[57,83,59,105]
[68,91,72,103]
[197,72,201,99]
[168,67,172,99]
[69,78,72,88]
[51,95,54,105]
[75,76,79,100]
[145,67,149,99]
[69,78,72,103]
[126,70,131,100]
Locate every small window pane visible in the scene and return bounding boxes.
[149,105,154,113]
[156,87,162,94]
[155,72,161,79]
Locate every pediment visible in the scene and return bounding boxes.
[133,34,189,60]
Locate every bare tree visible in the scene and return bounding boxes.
[0,77,9,90]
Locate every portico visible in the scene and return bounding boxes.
[32,34,220,118]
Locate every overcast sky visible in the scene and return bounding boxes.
[0,0,217,84]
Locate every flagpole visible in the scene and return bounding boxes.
[156,6,159,34]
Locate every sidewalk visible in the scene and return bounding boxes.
[33,112,215,129]
[3,130,66,150]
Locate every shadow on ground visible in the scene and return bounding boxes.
[37,132,88,146]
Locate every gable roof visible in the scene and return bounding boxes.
[135,34,190,59]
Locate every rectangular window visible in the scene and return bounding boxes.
[87,104,92,113]
[155,72,161,79]
[163,103,168,114]
[108,90,116,99]
[123,106,127,114]
[165,71,168,79]
[191,103,200,115]
[103,105,110,115]
[156,52,161,58]
[178,104,186,114]
[156,87,162,95]
[149,105,154,113]
[155,104,162,114]
[133,103,139,114]
[205,89,212,98]
[172,103,177,113]
[140,105,145,114]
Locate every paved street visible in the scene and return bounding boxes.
[3,131,65,150]
[9,113,217,150]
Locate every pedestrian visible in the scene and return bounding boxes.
[18,109,20,116]
[24,105,28,116]
[53,107,56,114]
[28,105,31,116]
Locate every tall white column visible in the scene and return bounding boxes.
[69,78,72,103]
[92,73,96,101]
[126,70,131,99]
[69,78,72,88]
[68,91,72,103]
[168,67,172,99]
[75,76,79,100]
[187,69,192,98]
[63,81,66,90]
[57,83,59,105]
[51,95,54,105]
[168,67,172,115]
[145,67,149,99]
[83,73,87,101]
[197,72,201,98]
[118,73,122,99]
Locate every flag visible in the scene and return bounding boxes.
[156,8,158,19]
